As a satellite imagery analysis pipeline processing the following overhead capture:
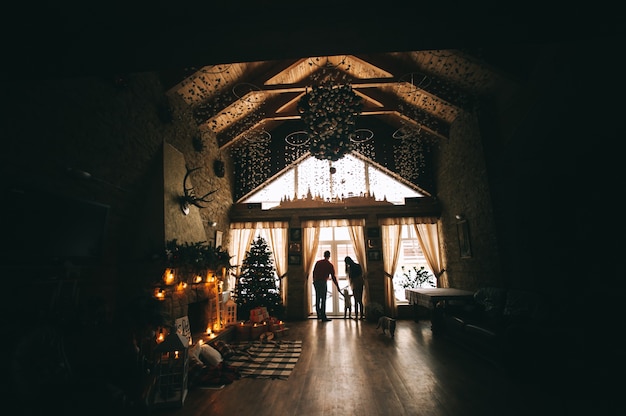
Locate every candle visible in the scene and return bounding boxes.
[164,268,175,285]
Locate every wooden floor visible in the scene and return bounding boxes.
[153,318,597,416]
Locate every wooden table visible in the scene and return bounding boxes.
[405,288,474,333]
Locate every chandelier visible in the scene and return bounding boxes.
[297,79,363,161]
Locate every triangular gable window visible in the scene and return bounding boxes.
[241,154,423,209]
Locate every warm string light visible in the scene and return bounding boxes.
[164,268,175,285]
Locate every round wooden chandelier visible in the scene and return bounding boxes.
[297,80,363,161]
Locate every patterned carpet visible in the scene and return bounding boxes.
[226,340,302,379]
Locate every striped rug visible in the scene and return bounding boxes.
[226,340,302,379]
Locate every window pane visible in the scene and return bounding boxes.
[334,227,350,240]
[319,227,333,240]
[392,225,434,303]
[242,154,423,208]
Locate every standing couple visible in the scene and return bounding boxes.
[312,251,365,321]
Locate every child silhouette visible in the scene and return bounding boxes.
[342,287,353,319]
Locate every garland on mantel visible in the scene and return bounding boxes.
[164,239,233,280]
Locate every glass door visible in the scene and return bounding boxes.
[310,227,356,317]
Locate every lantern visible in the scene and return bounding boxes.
[223,298,237,327]
[150,332,189,409]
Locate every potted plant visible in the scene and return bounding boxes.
[399,266,436,289]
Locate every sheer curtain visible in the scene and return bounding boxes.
[380,217,442,315]
[302,227,320,317]
[229,221,289,303]
[413,222,447,288]
[347,222,368,305]
[266,226,289,305]
[227,223,256,293]
[381,223,402,316]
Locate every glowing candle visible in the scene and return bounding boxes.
[164,268,175,285]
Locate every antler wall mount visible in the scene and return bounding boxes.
[180,166,217,215]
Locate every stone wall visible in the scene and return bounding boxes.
[2,71,232,326]
[435,112,503,290]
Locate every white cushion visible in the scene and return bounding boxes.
[199,343,223,367]
[188,342,203,366]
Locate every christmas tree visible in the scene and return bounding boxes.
[234,236,284,320]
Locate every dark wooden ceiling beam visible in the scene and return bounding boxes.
[353,53,475,111]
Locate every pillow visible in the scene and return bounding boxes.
[199,343,223,367]
[188,342,204,367]
[503,290,547,321]
[474,287,506,313]
[212,340,237,359]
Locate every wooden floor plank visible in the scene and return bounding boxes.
[154,318,593,416]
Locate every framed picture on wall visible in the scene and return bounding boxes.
[457,220,472,258]
[215,230,223,248]
[366,227,380,238]
[367,249,381,262]
[289,242,301,253]
[175,316,191,343]
[289,228,302,242]
[288,254,301,265]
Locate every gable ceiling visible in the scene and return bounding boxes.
[5,4,618,201]
[162,49,524,199]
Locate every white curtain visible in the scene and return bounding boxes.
[227,224,256,293]
[266,226,289,305]
[381,223,402,316]
[347,222,368,306]
[413,222,447,287]
[302,227,321,317]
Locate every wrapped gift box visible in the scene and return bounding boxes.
[249,307,269,323]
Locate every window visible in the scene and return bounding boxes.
[392,225,435,303]
[242,154,423,209]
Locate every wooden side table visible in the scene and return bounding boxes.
[405,288,474,333]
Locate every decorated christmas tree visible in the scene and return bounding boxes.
[234,236,284,320]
